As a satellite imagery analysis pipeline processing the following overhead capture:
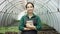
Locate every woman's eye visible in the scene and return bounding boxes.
[27,7,29,8]
[27,6,33,8]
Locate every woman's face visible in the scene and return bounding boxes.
[26,4,34,14]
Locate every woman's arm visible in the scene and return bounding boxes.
[19,17,24,31]
[35,16,42,31]
[19,16,31,31]
[25,16,42,31]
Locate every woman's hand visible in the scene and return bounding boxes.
[24,27,31,30]
[28,26,36,30]
[26,23,36,30]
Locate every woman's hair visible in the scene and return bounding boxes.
[25,2,34,9]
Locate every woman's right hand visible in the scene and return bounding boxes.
[24,27,31,30]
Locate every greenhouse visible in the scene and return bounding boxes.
[0,0,60,34]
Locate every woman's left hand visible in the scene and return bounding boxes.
[29,26,36,30]
[26,24,36,30]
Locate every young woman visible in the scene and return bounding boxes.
[19,2,42,34]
